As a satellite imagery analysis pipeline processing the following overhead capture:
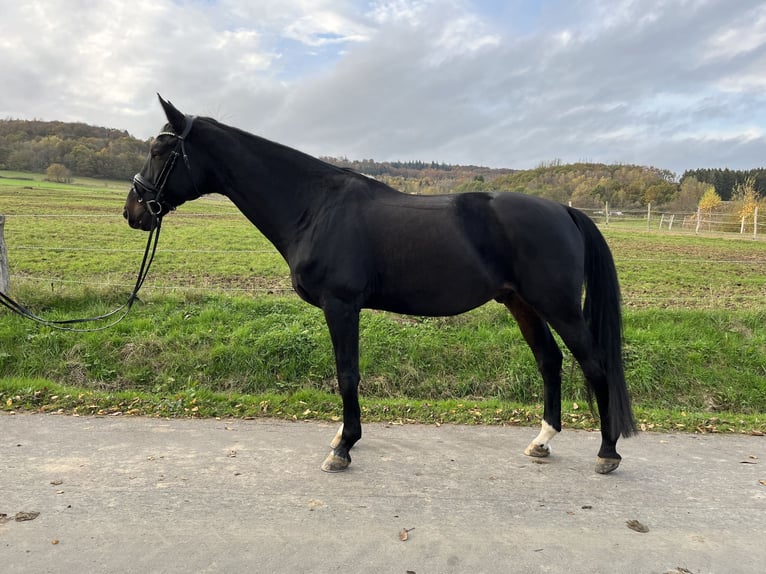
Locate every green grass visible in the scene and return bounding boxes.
[1,378,763,435]
[1,172,765,433]
[1,294,764,428]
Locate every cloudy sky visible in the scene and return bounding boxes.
[2,0,765,175]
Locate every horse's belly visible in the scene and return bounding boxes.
[366,273,505,316]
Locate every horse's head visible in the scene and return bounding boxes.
[123,95,202,231]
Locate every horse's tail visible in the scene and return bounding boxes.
[568,207,637,438]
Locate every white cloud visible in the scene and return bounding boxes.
[368,0,432,24]
[1,0,765,174]
[283,10,373,46]
[705,3,766,61]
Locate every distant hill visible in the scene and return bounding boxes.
[320,156,516,180]
[320,156,516,195]
[0,119,147,180]
[452,161,680,208]
[2,119,764,206]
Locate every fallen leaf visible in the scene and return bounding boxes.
[759,480,766,486]
[399,527,415,541]
[626,519,649,533]
[751,430,764,436]
[52,539,59,545]
[50,480,63,486]
[15,511,40,522]
[0,513,10,524]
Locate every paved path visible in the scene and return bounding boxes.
[1,413,764,573]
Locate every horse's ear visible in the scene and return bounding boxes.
[157,94,187,135]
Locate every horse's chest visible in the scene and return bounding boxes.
[289,242,372,305]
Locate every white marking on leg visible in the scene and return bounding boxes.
[533,420,558,447]
[524,421,559,457]
[330,424,344,449]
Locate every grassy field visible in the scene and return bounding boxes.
[1,171,765,433]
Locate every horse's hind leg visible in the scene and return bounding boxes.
[502,294,563,458]
[548,318,622,474]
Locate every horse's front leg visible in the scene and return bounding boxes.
[321,299,362,472]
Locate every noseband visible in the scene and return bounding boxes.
[131,115,196,217]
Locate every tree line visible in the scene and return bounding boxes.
[680,168,766,201]
[451,162,766,209]
[1,118,764,208]
[321,156,515,180]
[452,162,681,208]
[0,119,147,180]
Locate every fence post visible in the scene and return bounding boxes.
[695,207,701,234]
[0,215,9,293]
[605,202,609,226]
[668,214,675,230]
[647,203,651,231]
[754,207,759,241]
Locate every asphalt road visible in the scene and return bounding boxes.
[1,413,764,573]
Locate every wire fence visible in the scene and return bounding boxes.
[577,203,765,240]
[2,210,765,309]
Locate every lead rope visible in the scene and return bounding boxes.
[0,215,162,332]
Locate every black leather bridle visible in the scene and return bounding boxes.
[130,115,196,218]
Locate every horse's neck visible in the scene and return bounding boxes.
[216,136,331,257]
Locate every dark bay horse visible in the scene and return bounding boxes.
[124,96,636,474]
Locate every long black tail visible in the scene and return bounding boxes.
[568,208,637,438]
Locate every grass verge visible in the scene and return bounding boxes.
[2,378,764,435]
[1,294,764,434]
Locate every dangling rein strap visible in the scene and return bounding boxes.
[0,218,162,332]
[1,115,194,332]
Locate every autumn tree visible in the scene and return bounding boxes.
[732,176,760,224]
[698,186,722,230]
[46,163,71,183]
[673,177,709,210]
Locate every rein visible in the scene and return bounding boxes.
[0,218,162,332]
[0,117,195,332]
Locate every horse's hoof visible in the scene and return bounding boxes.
[595,457,621,474]
[524,443,551,458]
[321,450,351,473]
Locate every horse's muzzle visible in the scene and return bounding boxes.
[124,188,160,231]
[123,206,158,231]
